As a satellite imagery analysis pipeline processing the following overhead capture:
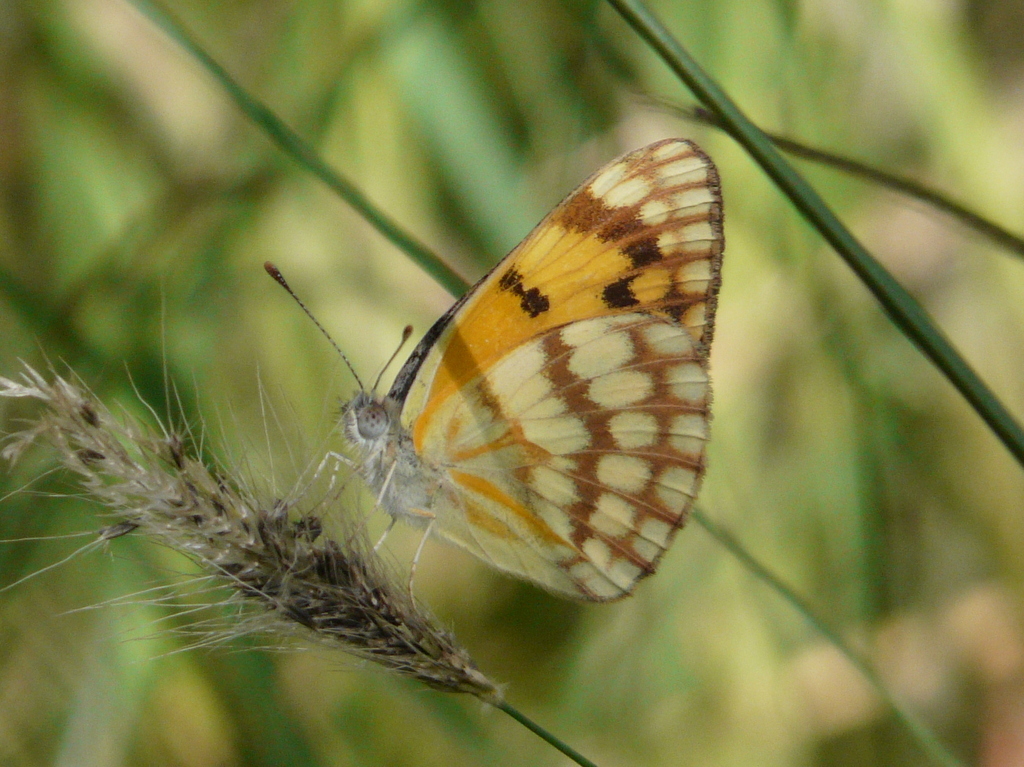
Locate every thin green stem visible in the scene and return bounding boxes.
[129,0,470,298]
[607,0,1024,471]
[494,700,601,767]
[678,106,1024,258]
[693,510,962,767]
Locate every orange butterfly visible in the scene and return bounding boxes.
[345,139,723,600]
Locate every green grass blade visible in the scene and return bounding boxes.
[495,700,601,767]
[675,105,1024,259]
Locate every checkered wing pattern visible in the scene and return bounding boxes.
[398,139,723,600]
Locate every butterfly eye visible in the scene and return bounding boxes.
[356,403,389,440]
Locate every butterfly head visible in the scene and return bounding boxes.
[344,395,391,448]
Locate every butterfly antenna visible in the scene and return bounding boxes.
[264,262,365,391]
[372,325,413,394]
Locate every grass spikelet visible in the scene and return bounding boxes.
[0,365,499,702]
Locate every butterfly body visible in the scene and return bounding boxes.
[345,139,724,601]
[343,392,438,528]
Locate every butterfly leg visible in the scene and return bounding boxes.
[372,517,396,552]
[369,461,402,551]
[407,510,436,599]
[374,460,398,509]
[311,451,353,492]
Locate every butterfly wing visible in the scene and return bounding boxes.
[391,139,723,600]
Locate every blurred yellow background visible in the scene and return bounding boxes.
[2,0,1024,765]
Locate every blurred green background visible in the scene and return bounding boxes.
[2,0,1024,765]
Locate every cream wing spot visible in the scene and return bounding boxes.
[453,441,528,479]
[672,240,716,257]
[590,512,628,538]
[651,141,692,161]
[671,412,708,437]
[582,538,613,571]
[666,362,708,404]
[604,176,653,208]
[530,497,575,542]
[656,466,699,510]
[640,517,673,548]
[681,303,707,334]
[487,340,549,412]
[529,465,579,506]
[676,258,712,286]
[642,322,696,357]
[549,455,578,474]
[608,411,658,449]
[609,559,645,590]
[658,225,709,249]
[640,198,674,226]
[447,392,505,447]
[451,416,510,453]
[656,151,705,174]
[567,328,633,380]
[587,162,627,197]
[670,413,709,454]
[656,229,686,251]
[596,454,651,494]
[561,317,614,349]
[577,561,622,598]
[588,369,653,408]
[569,563,624,600]
[667,184,715,208]
[633,536,661,563]
[569,561,593,585]
[595,492,636,530]
[503,373,553,414]
[591,577,624,600]
[520,414,590,455]
[682,220,715,243]
[520,395,567,420]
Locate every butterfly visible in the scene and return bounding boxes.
[344,138,723,601]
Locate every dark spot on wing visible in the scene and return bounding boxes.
[498,267,522,291]
[498,267,550,318]
[623,237,662,268]
[602,276,639,308]
[519,287,550,316]
[558,187,611,233]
